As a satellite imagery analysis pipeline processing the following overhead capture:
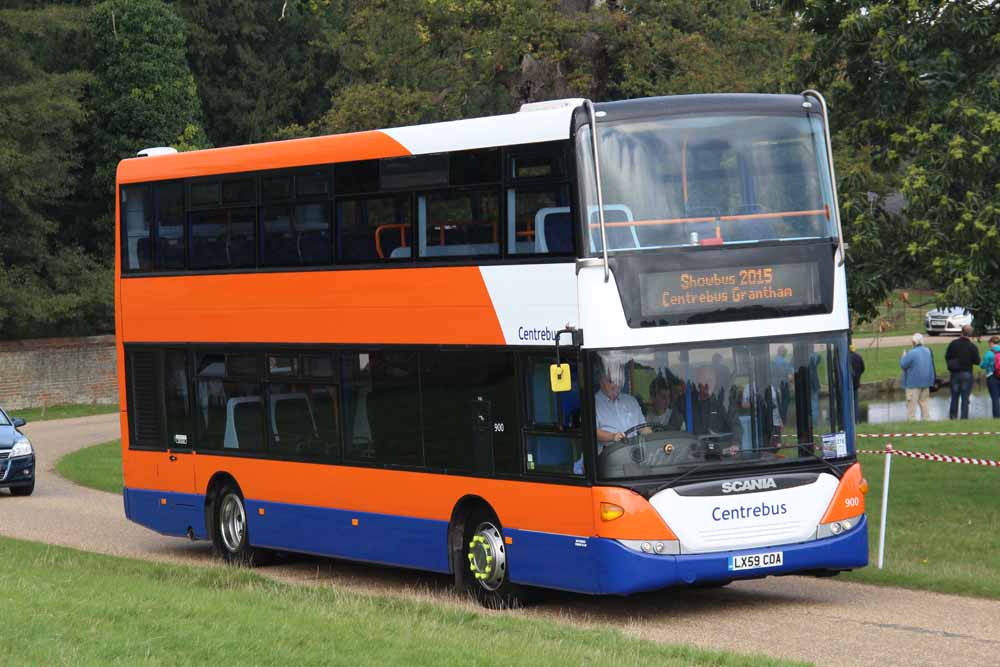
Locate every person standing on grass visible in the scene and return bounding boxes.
[900,333,936,421]
[849,343,865,422]
[945,324,981,420]
[979,336,1000,418]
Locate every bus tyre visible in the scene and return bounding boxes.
[10,482,34,497]
[211,484,270,566]
[462,512,527,609]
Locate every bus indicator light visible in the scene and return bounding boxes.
[600,502,625,522]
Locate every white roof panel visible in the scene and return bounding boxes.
[382,99,583,155]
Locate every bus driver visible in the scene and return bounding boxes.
[595,360,652,449]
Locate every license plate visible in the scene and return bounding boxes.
[728,551,783,571]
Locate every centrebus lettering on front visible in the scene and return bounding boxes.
[115,92,868,610]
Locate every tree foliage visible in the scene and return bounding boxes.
[175,0,336,146]
[3,0,998,339]
[796,0,1000,328]
[0,5,113,339]
[87,0,210,197]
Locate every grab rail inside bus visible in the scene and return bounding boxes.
[374,224,408,259]
[801,89,845,267]
[583,99,610,282]
[585,208,828,229]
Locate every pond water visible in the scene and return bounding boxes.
[859,385,996,423]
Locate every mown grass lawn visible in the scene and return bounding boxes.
[845,418,1000,599]
[8,403,118,423]
[55,439,122,494]
[0,537,797,667]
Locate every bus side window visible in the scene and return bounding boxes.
[163,349,191,447]
[195,352,264,452]
[523,357,583,476]
[336,195,411,263]
[121,185,152,271]
[506,186,572,255]
[342,351,421,466]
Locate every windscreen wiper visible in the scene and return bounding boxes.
[658,457,739,493]
[767,443,842,477]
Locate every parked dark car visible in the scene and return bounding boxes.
[0,408,34,496]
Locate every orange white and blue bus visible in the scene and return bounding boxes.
[116,92,868,608]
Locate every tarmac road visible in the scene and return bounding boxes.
[4,413,1000,667]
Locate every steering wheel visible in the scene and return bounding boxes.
[622,422,653,439]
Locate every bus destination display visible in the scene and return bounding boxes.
[639,263,821,318]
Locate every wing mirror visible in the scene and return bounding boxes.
[549,327,583,393]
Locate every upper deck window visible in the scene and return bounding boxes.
[578,114,837,254]
[121,185,152,272]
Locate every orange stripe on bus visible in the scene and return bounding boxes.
[120,451,595,536]
[119,267,505,345]
[116,130,412,184]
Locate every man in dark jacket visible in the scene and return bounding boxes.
[849,343,865,422]
[945,324,981,419]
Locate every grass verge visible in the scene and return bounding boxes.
[9,403,118,423]
[55,439,122,494]
[0,536,797,666]
[846,418,1000,599]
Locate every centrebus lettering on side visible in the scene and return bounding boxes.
[116,92,868,609]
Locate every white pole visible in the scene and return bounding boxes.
[877,443,893,569]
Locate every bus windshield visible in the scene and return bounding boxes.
[593,332,849,481]
[577,113,838,254]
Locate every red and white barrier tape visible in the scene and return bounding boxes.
[858,444,1000,467]
[856,431,1000,438]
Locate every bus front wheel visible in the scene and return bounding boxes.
[210,483,270,566]
[461,511,528,609]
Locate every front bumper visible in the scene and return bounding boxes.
[926,320,963,334]
[0,454,35,488]
[594,515,868,595]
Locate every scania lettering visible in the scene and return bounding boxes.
[116,92,868,609]
[721,477,777,494]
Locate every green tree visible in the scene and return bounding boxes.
[297,0,800,136]
[87,0,210,207]
[175,0,337,147]
[0,5,114,339]
[605,0,805,99]
[795,0,1000,327]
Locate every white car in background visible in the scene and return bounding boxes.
[924,307,999,335]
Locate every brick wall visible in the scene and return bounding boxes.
[0,336,117,410]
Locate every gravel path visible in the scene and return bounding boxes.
[855,334,956,348]
[4,413,1000,667]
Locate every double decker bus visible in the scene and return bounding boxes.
[116,92,868,608]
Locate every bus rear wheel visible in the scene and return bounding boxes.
[461,511,527,609]
[211,483,270,566]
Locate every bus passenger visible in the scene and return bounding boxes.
[646,375,685,430]
[595,361,651,448]
[691,365,741,443]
